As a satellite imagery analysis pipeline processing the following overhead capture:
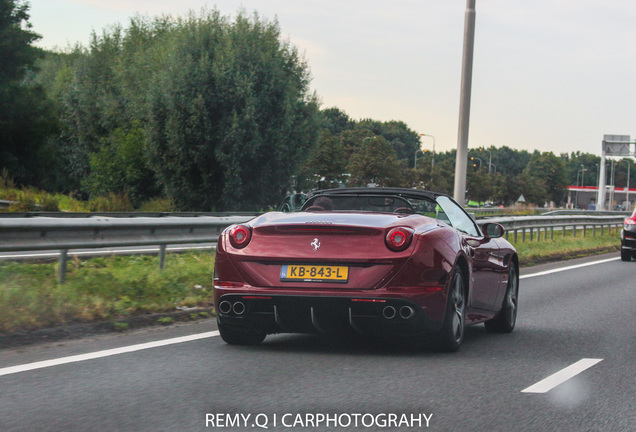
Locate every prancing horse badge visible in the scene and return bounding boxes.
[310,238,321,252]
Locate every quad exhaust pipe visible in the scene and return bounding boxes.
[218,300,245,315]
[219,300,232,314]
[382,305,415,320]
[382,305,396,319]
[399,306,415,320]
[232,301,246,315]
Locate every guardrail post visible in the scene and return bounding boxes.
[522,228,526,242]
[583,225,587,237]
[601,225,604,236]
[514,229,518,243]
[159,245,167,270]
[58,249,68,284]
[530,227,534,241]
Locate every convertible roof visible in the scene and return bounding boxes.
[306,187,449,201]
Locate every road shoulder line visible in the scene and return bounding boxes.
[0,331,219,377]
[520,257,619,279]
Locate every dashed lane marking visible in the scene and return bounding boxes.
[521,358,604,393]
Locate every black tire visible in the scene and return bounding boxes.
[620,248,632,262]
[218,321,266,345]
[436,268,466,352]
[485,264,519,333]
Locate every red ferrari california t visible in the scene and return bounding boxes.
[214,187,519,351]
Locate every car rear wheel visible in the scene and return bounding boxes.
[435,268,466,352]
[620,248,632,262]
[218,321,266,345]
[485,264,518,333]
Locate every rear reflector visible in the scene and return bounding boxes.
[424,286,443,293]
[215,281,245,288]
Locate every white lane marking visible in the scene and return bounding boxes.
[521,358,603,393]
[0,331,219,377]
[0,245,215,259]
[520,257,619,279]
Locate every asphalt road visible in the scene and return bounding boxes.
[1,253,634,432]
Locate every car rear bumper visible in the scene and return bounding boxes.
[216,293,444,337]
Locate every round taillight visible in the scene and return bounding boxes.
[229,225,251,249]
[385,227,413,252]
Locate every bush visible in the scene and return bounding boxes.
[137,197,176,212]
[88,192,134,212]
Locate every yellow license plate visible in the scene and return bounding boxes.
[280,264,349,283]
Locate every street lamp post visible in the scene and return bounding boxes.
[576,170,581,208]
[453,0,477,205]
[627,159,631,210]
[470,156,482,171]
[609,159,616,210]
[420,134,436,171]
[480,148,493,174]
[414,148,422,169]
[577,166,587,209]
[580,164,586,187]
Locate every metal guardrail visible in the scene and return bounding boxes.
[0,213,628,282]
[0,215,255,282]
[476,215,626,243]
[0,211,261,218]
[0,200,15,210]
[471,208,630,218]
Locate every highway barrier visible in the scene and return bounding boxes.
[0,212,627,283]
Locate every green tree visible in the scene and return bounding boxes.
[466,169,494,203]
[347,136,408,187]
[356,119,420,166]
[492,174,518,205]
[0,0,58,186]
[36,10,319,210]
[523,151,567,204]
[492,146,531,177]
[319,107,354,134]
[145,11,319,210]
[563,151,600,188]
[515,172,548,205]
[84,123,159,206]
[300,131,347,190]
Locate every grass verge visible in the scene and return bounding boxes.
[0,229,622,336]
[511,228,621,266]
[0,252,215,334]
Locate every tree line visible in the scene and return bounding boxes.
[1,1,632,210]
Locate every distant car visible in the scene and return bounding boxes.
[214,187,519,351]
[620,207,636,261]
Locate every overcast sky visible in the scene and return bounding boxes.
[27,0,636,156]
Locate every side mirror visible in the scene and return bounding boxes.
[482,222,505,239]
